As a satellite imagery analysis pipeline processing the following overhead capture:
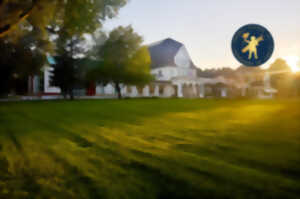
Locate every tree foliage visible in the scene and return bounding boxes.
[50,36,89,100]
[50,55,84,100]
[268,58,293,97]
[0,0,128,39]
[294,72,300,96]
[91,26,153,99]
[0,0,128,96]
[268,58,291,72]
[0,35,45,95]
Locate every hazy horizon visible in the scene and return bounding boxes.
[103,0,300,71]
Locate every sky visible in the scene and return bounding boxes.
[103,0,300,71]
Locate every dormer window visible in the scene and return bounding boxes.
[158,70,163,77]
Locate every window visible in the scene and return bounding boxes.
[158,70,163,77]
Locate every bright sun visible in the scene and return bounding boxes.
[284,56,300,73]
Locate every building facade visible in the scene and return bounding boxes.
[94,38,230,98]
[40,38,231,98]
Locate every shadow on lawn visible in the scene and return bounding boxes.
[0,99,227,128]
[1,99,299,198]
[122,160,202,199]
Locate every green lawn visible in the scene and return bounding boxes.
[0,99,299,199]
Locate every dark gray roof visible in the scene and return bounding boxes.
[148,38,196,69]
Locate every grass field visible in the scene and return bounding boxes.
[0,99,299,199]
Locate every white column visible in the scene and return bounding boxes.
[143,85,150,97]
[33,76,40,94]
[242,87,246,97]
[163,85,172,97]
[200,84,205,98]
[192,84,197,96]
[177,83,183,98]
[96,85,104,95]
[221,88,227,98]
[121,86,127,96]
[154,85,160,97]
[104,84,115,95]
[44,69,48,92]
[131,86,138,97]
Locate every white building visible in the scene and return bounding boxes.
[111,38,230,98]
[43,38,230,98]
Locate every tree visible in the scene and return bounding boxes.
[92,26,153,99]
[0,0,128,39]
[268,58,291,72]
[268,58,293,97]
[50,55,74,100]
[292,59,300,96]
[294,72,300,96]
[0,33,46,96]
[0,0,128,97]
[50,37,87,100]
[50,54,87,100]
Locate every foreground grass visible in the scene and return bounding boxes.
[0,99,299,199]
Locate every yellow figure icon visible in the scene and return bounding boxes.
[242,33,264,60]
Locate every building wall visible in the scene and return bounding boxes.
[152,67,197,81]
[44,66,61,94]
[42,64,231,99]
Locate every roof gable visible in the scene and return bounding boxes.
[148,38,183,69]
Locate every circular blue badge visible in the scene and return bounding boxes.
[232,24,274,67]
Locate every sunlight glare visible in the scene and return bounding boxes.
[284,56,300,73]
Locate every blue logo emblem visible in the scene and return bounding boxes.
[232,24,274,67]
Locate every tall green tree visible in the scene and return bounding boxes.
[0,33,46,95]
[268,58,293,97]
[47,0,128,100]
[50,36,88,100]
[50,55,77,100]
[0,0,128,96]
[92,26,153,99]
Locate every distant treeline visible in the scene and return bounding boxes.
[197,66,263,78]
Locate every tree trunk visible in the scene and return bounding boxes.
[115,82,122,99]
[62,89,67,99]
[69,89,74,100]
